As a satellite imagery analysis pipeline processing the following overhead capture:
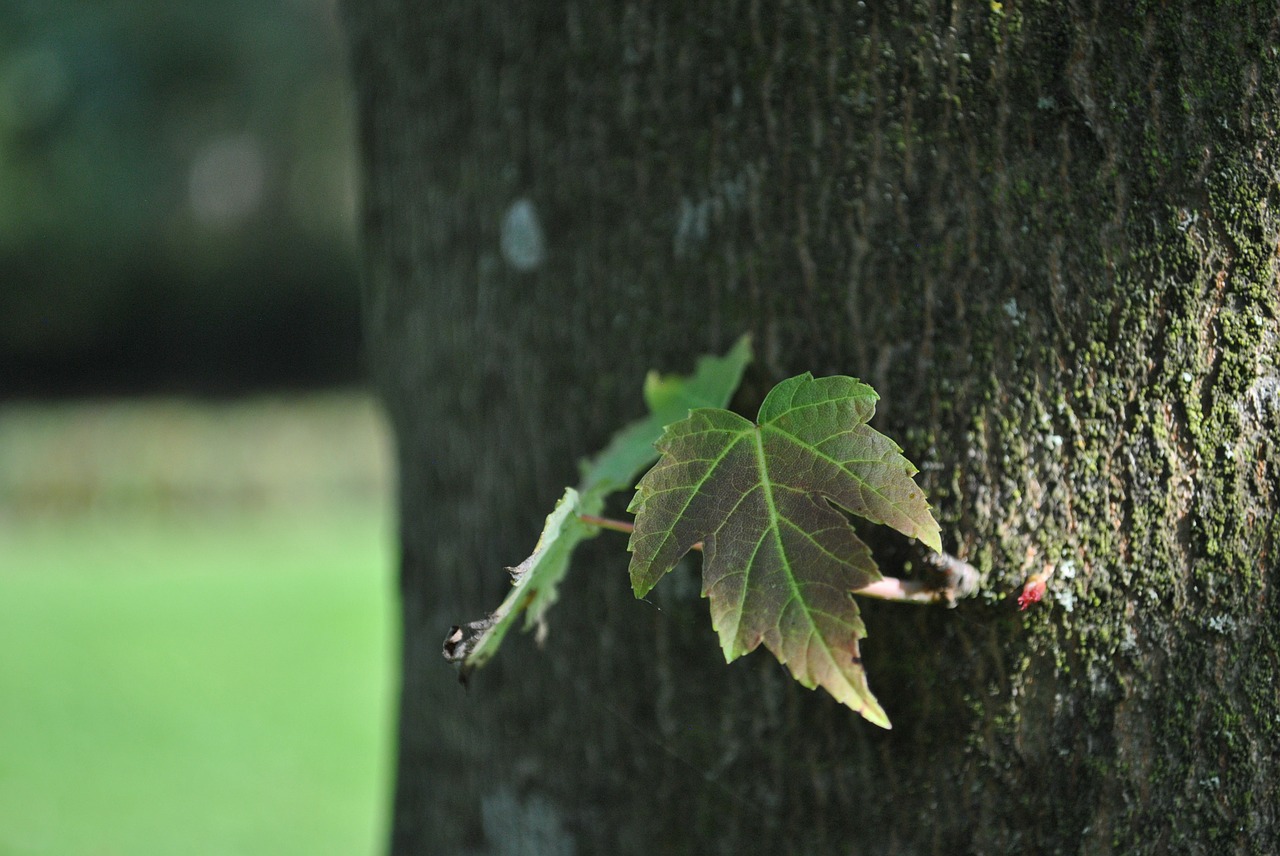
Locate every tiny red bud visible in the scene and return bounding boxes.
[1018,579,1047,610]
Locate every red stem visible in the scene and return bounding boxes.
[578,514,637,535]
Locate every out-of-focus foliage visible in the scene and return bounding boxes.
[0,393,391,514]
[0,0,360,396]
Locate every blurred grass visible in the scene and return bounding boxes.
[0,394,390,514]
[0,394,395,856]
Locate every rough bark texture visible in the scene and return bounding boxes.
[343,2,1280,853]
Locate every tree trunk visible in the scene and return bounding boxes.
[343,2,1280,853]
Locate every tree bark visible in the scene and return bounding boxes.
[343,2,1280,853]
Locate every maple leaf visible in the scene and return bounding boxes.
[627,373,941,727]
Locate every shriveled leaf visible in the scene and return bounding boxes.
[444,337,752,678]
[444,487,588,674]
[627,373,941,727]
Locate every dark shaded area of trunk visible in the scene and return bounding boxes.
[344,2,1280,853]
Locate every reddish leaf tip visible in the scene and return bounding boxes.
[1017,578,1047,610]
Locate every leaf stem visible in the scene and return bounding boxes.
[578,513,706,551]
[577,514,977,605]
[577,514,637,535]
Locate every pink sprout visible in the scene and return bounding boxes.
[1018,579,1047,611]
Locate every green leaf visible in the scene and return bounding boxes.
[627,373,940,728]
[444,337,752,678]
[579,334,753,496]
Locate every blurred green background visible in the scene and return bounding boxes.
[0,2,394,854]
